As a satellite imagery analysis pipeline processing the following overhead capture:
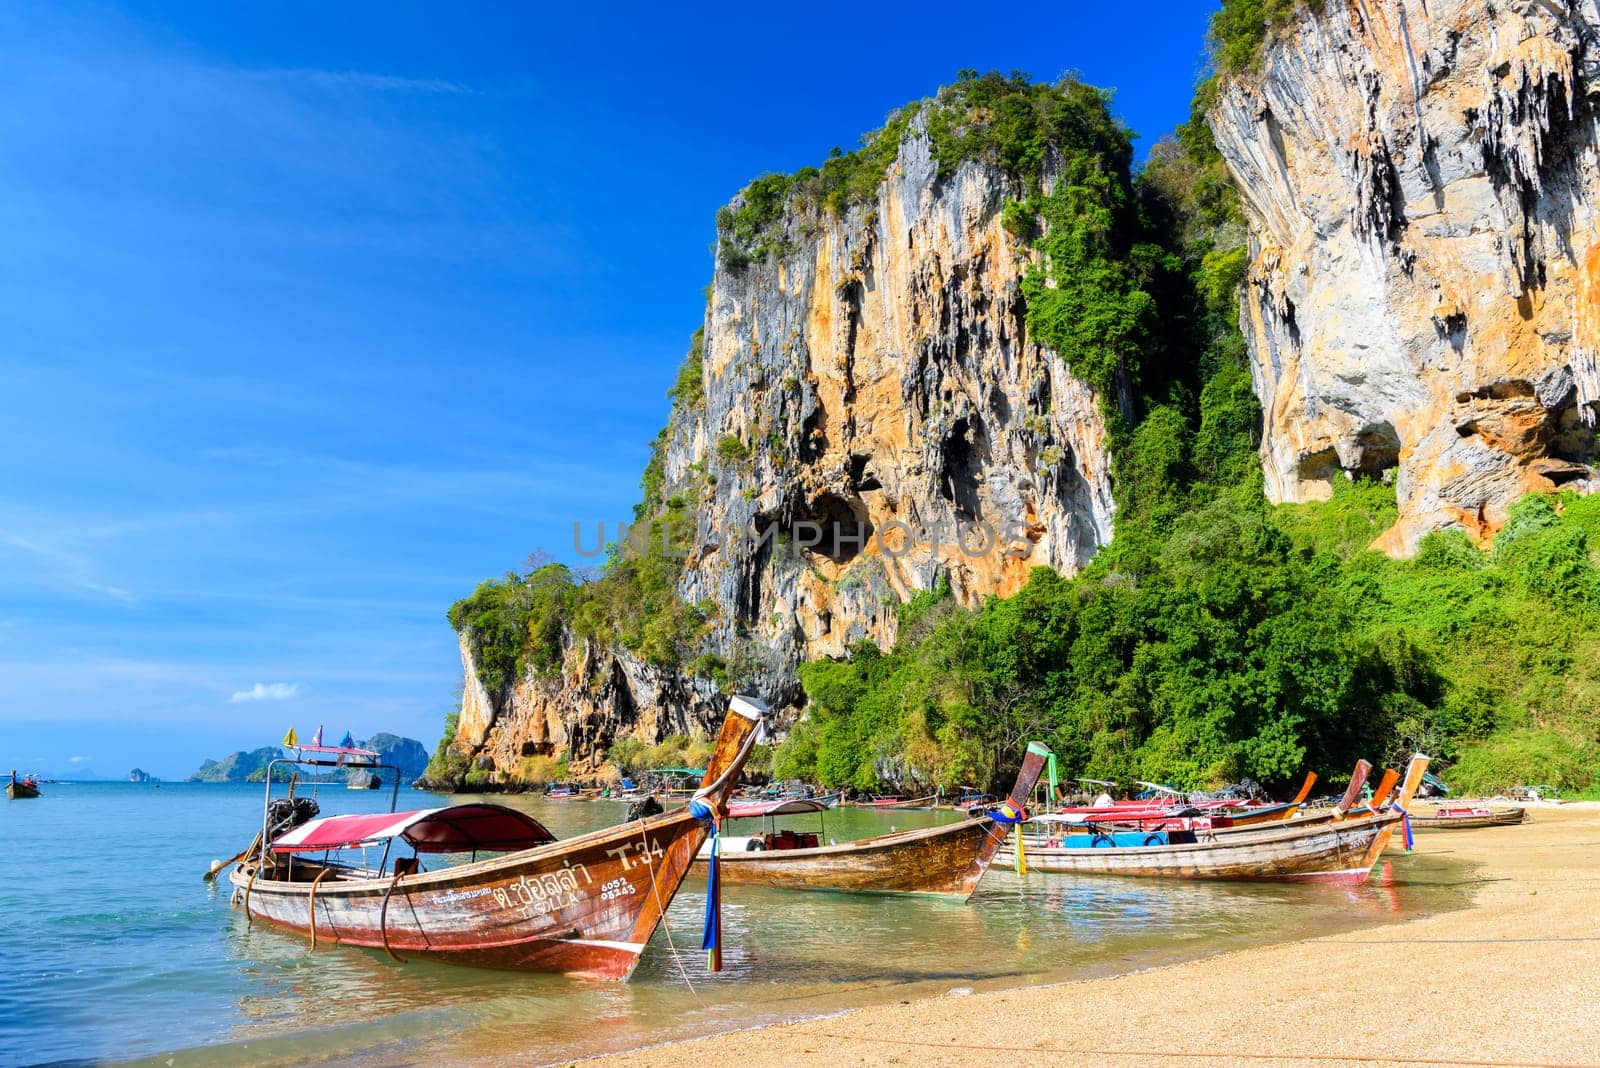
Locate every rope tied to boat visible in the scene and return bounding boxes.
[306,868,332,950]
[378,871,408,964]
[989,801,1029,875]
[688,796,724,972]
[241,867,260,927]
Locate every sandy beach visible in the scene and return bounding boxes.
[593,805,1600,1068]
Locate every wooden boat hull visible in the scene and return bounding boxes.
[692,743,1051,898]
[6,783,40,799]
[1409,806,1525,830]
[694,817,1015,897]
[231,811,709,978]
[226,696,765,979]
[1022,814,1400,884]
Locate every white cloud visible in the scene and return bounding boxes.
[230,682,302,703]
[251,68,476,95]
[68,755,92,763]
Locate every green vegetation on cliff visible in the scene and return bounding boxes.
[446,62,1600,798]
[771,69,1600,797]
[1208,0,1325,78]
[718,71,1139,269]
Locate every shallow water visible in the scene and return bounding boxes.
[1,783,1475,1067]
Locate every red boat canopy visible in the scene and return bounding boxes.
[270,803,557,854]
[725,798,829,820]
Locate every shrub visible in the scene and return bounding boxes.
[1446,729,1599,796]
[420,711,471,789]
[516,755,564,785]
[666,329,706,409]
[1208,0,1326,79]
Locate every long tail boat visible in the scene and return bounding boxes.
[225,695,766,979]
[847,793,939,809]
[1017,755,1429,884]
[688,743,1051,898]
[1409,805,1526,829]
[7,770,40,799]
[1045,772,1320,832]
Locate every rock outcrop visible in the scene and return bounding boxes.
[453,117,1117,779]
[454,632,728,777]
[1211,0,1600,550]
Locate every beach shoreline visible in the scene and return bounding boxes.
[580,804,1599,1067]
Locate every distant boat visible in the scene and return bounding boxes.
[848,793,938,809]
[7,770,40,799]
[223,696,765,978]
[1409,805,1525,830]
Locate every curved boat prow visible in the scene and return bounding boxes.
[1289,771,1318,805]
[960,741,1053,896]
[1393,753,1431,810]
[695,694,768,813]
[1335,760,1373,816]
[1361,753,1432,869]
[1365,768,1400,814]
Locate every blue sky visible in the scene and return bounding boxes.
[0,2,1219,779]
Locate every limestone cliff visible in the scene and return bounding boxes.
[453,115,1116,779]
[1211,0,1600,550]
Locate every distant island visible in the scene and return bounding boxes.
[128,768,159,783]
[186,733,428,784]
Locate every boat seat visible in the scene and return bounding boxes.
[393,856,420,876]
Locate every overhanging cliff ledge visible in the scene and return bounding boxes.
[1210,0,1600,551]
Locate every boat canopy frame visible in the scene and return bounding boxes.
[257,754,403,871]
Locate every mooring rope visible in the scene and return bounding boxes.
[378,871,407,963]
[306,868,332,950]
[637,817,705,1006]
[241,867,260,927]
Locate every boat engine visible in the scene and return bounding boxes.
[266,796,321,839]
[624,795,664,822]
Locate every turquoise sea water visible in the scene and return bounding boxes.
[2,783,1474,1066]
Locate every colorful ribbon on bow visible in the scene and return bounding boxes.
[689,796,723,972]
[990,800,1030,874]
[1392,802,1414,852]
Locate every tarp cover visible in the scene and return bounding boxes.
[271,803,556,854]
[725,798,828,819]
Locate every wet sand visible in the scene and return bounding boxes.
[594,805,1600,1067]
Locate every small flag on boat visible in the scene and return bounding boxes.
[281,727,298,747]
[310,725,323,747]
[340,730,354,749]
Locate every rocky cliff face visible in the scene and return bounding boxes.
[454,119,1116,778]
[1211,0,1600,550]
